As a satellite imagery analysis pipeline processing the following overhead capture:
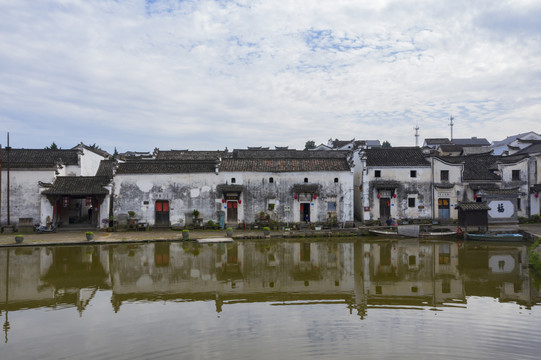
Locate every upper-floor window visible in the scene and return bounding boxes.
[408,198,416,207]
[334,178,339,183]
[441,170,449,182]
[410,170,417,178]
[304,177,309,183]
[374,170,381,178]
[231,178,236,184]
[512,170,520,181]
[269,177,274,183]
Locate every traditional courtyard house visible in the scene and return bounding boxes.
[360,147,432,223]
[218,149,355,226]
[0,144,110,229]
[112,150,225,228]
[439,153,529,224]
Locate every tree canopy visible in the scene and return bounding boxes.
[304,140,316,150]
[382,141,392,148]
[45,142,59,150]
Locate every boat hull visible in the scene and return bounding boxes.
[466,233,523,242]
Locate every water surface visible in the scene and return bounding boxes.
[1,239,540,359]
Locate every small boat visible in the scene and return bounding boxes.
[466,233,524,242]
[369,225,457,238]
[369,229,402,237]
[196,237,234,244]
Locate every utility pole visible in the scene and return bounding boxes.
[449,114,454,140]
[0,144,2,227]
[414,124,420,147]
[6,133,10,226]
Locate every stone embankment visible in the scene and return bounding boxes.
[1,224,540,247]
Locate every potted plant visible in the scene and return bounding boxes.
[192,209,200,219]
[226,227,233,237]
[260,211,266,220]
[263,226,270,236]
[85,231,94,241]
[15,234,24,244]
[128,211,136,218]
[182,229,189,241]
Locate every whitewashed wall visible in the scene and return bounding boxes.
[1,169,56,227]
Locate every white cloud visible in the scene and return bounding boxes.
[0,0,539,152]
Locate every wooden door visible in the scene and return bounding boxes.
[155,200,170,226]
[227,201,238,223]
[379,198,391,218]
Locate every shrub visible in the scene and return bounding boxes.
[85,231,94,236]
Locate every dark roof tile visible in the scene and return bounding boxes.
[0,149,79,168]
[365,147,430,166]
[42,176,110,195]
[116,160,217,174]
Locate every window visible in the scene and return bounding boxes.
[512,170,520,181]
[374,170,381,178]
[269,177,274,183]
[408,198,416,207]
[410,170,417,178]
[441,170,449,182]
[411,286,418,293]
[231,178,236,184]
[376,286,382,294]
[517,198,521,211]
[334,178,338,183]
[409,255,416,265]
[328,202,337,212]
[304,177,309,183]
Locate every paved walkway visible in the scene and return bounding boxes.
[2,224,540,247]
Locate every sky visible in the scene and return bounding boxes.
[1,0,540,154]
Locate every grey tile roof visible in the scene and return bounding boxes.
[456,202,491,211]
[515,142,541,155]
[0,149,79,168]
[220,158,350,172]
[230,149,349,159]
[219,149,351,172]
[438,154,525,181]
[365,147,430,167]
[452,138,490,146]
[96,160,116,178]
[155,150,225,161]
[424,138,451,145]
[42,176,110,195]
[116,160,217,174]
[72,143,111,158]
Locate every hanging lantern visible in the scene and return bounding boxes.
[313,195,317,200]
[536,193,539,198]
[238,199,242,204]
[294,195,298,199]
[222,198,225,203]
[474,194,478,200]
[393,194,397,198]
[377,194,380,199]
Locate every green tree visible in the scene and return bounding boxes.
[304,140,316,150]
[45,142,59,150]
[382,140,391,148]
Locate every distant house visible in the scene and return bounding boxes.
[423,138,452,149]
[491,131,541,156]
[359,147,432,223]
[437,153,529,222]
[514,141,541,217]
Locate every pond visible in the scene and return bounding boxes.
[1,238,540,359]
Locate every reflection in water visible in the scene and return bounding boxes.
[1,239,540,358]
